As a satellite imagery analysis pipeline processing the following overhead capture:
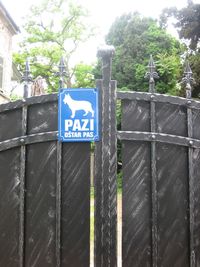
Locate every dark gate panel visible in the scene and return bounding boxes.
[25,142,57,267]
[122,142,151,267]
[61,143,90,266]
[0,95,90,267]
[157,144,189,267]
[192,108,200,266]
[0,148,21,266]
[193,148,200,266]
[0,106,23,266]
[121,99,152,267]
[118,91,200,267]
[156,102,187,136]
[156,101,189,266]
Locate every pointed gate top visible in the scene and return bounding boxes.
[21,59,33,98]
[58,57,67,74]
[184,60,192,75]
[148,55,156,69]
[21,59,33,83]
[182,60,195,99]
[25,60,30,73]
[56,56,68,89]
[144,55,159,93]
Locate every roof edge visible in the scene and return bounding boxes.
[0,1,20,34]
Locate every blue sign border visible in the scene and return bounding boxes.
[58,88,99,142]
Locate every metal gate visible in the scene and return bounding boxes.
[1,47,200,267]
[118,90,200,267]
[94,48,200,267]
[117,60,200,266]
[0,95,90,266]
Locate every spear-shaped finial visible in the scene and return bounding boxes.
[182,60,195,99]
[144,55,159,93]
[21,60,33,98]
[56,57,68,89]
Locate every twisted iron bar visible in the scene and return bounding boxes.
[182,60,195,99]
[145,55,159,93]
[21,60,33,98]
[56,57,68,89]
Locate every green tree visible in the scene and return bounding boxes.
[73,63,95,88]
[13,0,95,92]
[160,1,200,97]
[103,12,184,94]
[160,1,200,50]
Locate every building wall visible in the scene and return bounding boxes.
[0,92,9,103]
[0,15,13,94]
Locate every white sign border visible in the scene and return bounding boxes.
[58,88,99,142]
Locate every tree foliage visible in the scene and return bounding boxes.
[73,63,95,88]
[103,12,184,95]
[13,0,95,92]
[160,1,200,51]
[160,1,200,97]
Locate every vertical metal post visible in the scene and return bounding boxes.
[19,103,27,267]
[56,141,62,267]
[150,100,158,267]
[182,61,195,267]
[145,55,159,267]
[56,57,68,89]
[21,60,33,98]
[145,55,159,94]
[94,46,117,267]
[56,57,66,266]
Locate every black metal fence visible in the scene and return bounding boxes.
[117,56,200,267]
[0,95,90,266]
[1,47,200,267]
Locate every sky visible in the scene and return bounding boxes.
[2,0,200,64]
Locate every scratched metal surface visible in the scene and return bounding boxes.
[193,148,200,266]
[121,96,200,267]
[192,109,200,140]
[25,142,57,266]
[156,102,187,137]
[0,106,22,266]
[27,101,58,134]
[61,143,90,266]
[94,48,117,267]
[157,143,189,266]
[192,109,200,266]
[122,141,152,267]
[0,95,90,267]
[122,100,152,267]
[122,99,150,132]
[0,108,22,141]
[156,102,189,266]
[0,148,21,266]
[95,80,117,267]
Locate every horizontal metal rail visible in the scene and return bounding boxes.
[2,130,199,152]
[0,131,58,152]
[117,91,200,110]
[118,131,200,148]
[0,94,58,113]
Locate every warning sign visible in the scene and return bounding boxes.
[58,88,99,142]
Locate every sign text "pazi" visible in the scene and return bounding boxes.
[65,119,94,131]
